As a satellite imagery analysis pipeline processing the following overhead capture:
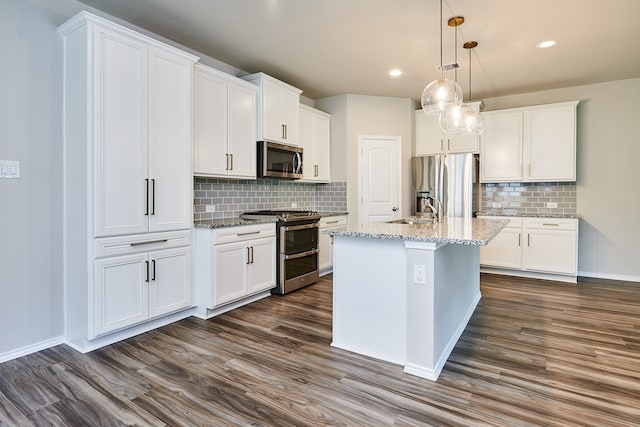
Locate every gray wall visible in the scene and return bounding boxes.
[316,94,416,225]
[0,0,68,356]
[482,78,640,281]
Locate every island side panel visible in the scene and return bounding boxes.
[331,235,407,365]
[404,242,481,380]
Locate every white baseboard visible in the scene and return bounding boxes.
[330,341,405,367]
[481,267,577,283]
[0,336,65,364]
[578,270,640,283]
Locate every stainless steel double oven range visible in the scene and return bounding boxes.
[241,210,320,294]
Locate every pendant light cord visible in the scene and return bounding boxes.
[468,47,472,102]
[439,0,443,79]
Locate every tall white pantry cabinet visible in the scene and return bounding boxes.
[59,12,198,352]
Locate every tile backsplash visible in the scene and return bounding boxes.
[194,178,347,220]
[480,182,576,216]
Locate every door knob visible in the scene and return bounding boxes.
[392,207,399,212]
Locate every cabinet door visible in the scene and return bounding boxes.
[299,106,315,180]
[525,104,577,181]
[280,88,300,145]
[315,113,331,182]
[193,69,228,176]
[319,228,333,272]
[148,47,193,232]
[213,241,248,306]
[448,133,479,154]
[94,27,148,237]
[524,229,577,275]
[248,237,276,294]
[479,227,522,269]
[481,110,523,182]
[415,111,444,156]
[94,252,149,337]
[149,246,192,318]
[262,79,282,142]
[228,83,257,178]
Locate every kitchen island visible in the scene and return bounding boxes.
[325,217,508,381]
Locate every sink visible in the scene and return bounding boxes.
[387,216,435,225]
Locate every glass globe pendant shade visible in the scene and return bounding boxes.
[439,102,473,133]
[421,78,463,116]
[460,107,485,135]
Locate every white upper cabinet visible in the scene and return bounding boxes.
[414,102,481,156]
[480,101,579,183]
[193,64,257,179]
[60,13,197,237]
[243,72,302,146]
[299,104,331,183]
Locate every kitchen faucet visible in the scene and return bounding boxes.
[425,197,442,223]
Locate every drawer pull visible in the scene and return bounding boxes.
[518,233,521,247]
[130,239,168,247]
[325,220,340,225]
[542,223,560,226]
[237,231,261,237]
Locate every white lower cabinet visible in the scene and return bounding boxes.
[195,223,276,317]
[92,232,192,338]
[319,215,348,274]
[479,216,578,281]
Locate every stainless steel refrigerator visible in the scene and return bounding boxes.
[412,154,479,218]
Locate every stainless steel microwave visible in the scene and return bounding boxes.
[257,141,303,179]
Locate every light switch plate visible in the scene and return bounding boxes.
[205,204,216,213]
[0,160,20,179]
[546,202,558,208]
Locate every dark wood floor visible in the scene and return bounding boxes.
[1,273,639,426]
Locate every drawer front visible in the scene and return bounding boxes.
[94,230,191,259]
[478,216,522,228]
[320,215,347,228]
[524,218,577,231]
[212,223,276,245]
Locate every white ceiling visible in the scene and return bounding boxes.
[76,0,640,102]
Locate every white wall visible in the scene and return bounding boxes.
[482,78,640,281]
[0,0,69,357]
[317,94,416,225]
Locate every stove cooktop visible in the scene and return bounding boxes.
[241,210,320,222]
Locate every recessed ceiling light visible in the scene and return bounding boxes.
[389,69,402,77]
[536,40,557,49]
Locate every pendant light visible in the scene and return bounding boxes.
[421,0,463,116]
[459,41,484,135]
[439,16,468,133]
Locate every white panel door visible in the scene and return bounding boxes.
[479,228,522,269]
[94,27,148,237]
[525,104,577,181]
[94,252,149,337]
[228,82,257,178]
[481,110,523,182]
[213,241,248,306]
[315,112,331,182]
[148,47,192,232]
[262,79,282,142]
[193,68,228,176]
[415,111,444,156]
[248,237,276,294]
[280,87,300,145]
[360,136,402,223]
[148,246,192,318]
[524,229,577,275]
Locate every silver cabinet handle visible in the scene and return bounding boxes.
[518,233,521,247]
[282,124,287,139]
[225,154,229,171]
[230,153,233,170]
[447,139,451,151]
[130,239,168,247]
[325,220,340,225]
[246,247,251,264]
[542,223,560,227]
[237,231,260,237]
[527,233,530,247]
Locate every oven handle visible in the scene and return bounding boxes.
[282,223,318,232]
[283,248,319,260]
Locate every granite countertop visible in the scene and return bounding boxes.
[194,217,277,229]
[324,217,509,246]
[476,212,580,219]
[318,211,349,217]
